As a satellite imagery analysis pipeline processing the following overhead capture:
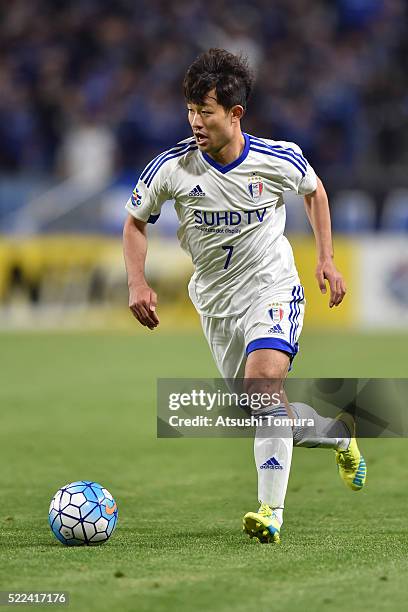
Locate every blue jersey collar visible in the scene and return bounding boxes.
[201,133,250,174]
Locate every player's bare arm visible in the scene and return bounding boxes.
[303,176,346,308]
[123,215,159,330]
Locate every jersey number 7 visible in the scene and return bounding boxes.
[222,246,234,270]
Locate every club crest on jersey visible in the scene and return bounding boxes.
[131,187,142,207]
[248,174,263,201]
[268,303,284,324]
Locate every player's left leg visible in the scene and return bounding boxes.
[289,402,367,491]
[289,402,350,449]
[242,348,292,544]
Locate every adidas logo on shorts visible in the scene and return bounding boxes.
[268,324,284,334]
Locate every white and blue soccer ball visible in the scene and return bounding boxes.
[49,481,118,546]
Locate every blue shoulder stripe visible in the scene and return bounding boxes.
[139,143,188,181]
[139,139,195,182]
[249,135,307,168]
[249,136,307,171]
[250,145,306,177]
[144,145,198,187]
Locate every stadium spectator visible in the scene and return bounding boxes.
[0,0,407,207]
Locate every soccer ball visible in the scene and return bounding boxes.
[48,481,118,546]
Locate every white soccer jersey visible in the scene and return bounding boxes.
[125,132,317,317]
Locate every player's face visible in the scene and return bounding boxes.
[187,89,241,154]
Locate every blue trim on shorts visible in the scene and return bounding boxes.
[245,337,299,362]
[289,285,303,346]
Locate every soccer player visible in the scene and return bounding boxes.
[123,49,366,543]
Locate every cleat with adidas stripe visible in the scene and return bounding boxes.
[243,503,281,544]
[335,412,367,491]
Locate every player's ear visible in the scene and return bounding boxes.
[230,105,244,123]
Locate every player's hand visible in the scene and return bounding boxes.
[315,259,346,308]
[128,283,159,330]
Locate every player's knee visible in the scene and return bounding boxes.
[246,348,289,376]
[244,351,290,400]
[244,375,283,398]
[245,359,288,391]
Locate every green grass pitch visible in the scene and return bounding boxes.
[1,330,408,612]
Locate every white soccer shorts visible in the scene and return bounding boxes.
[200,284,305,380]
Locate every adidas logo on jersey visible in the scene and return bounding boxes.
[260,457,283,470]
[188,184,205,197]
[268,324,284,334]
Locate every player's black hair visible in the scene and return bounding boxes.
[183,48,254,112]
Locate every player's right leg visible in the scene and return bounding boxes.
[242,348,292,544]
[199,313,246,380]
[200,311,288,543]
[240,286,306,542]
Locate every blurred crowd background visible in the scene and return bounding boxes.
[0,0,407,329]
[1,0,408,232]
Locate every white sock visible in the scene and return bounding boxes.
[254,406,293,524]
[290,402,350,450]
[271,507,283,525]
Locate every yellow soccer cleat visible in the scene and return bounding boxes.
[335,413,367,491]
[243,503,281,544]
